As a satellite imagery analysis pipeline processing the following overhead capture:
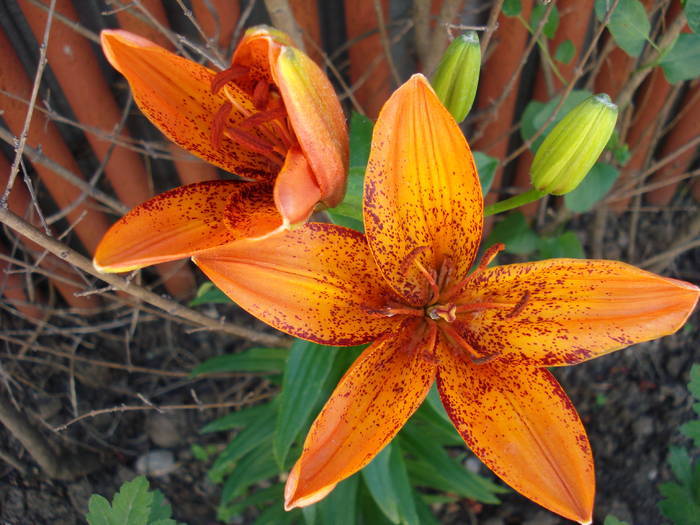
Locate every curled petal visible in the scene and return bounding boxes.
[274,46,349,208]
[94,181,278,272]
[364,74,483,306]
[454,259,700,366]
[100,30,274,180]
[285,319,438,509]
[193,223,397,345]
[436,340,594,524]
[274,146,322,227]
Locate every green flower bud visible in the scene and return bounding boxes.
[430,31,481,123]
[530,94,618,195]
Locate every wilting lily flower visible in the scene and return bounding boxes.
[94,26,347,271]
[188,75,699,523]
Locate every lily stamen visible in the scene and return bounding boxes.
[441,243,505,302]
[439,323,500,365]
[223,127,285,166]
[211,65,249,94]
[455,301,512,314]
[506,291,531,318]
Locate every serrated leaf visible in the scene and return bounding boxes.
[273,339,338,468]
[555,39,576,64]
[191,347,287,376]
[502,0,521,17]
[487,212,540,255]
[564,162,620,213]
[473,151,498,195]
[595,0,650,57]
[531,3,559,39]
[661,33,700,83]
[86,496,113,525]
[537,232,585,259]
[686,0,700,33]
[668,446,693,485]
[659,480,700,525]
[86,476,177,525]
[189,282,231,306]
[220,442,279,504]
[680,420,700,448]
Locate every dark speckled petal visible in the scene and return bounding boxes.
[363,75,483,306]
[193,223,398,345]
[436,339,594,524]
[284,319,438,509]
[453,259,700,367]
[94,181,278,272]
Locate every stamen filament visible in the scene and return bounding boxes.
[439,323,500,365]
[211,65,248,94]
[440,243,505,302]
[455,302,512,313]
[224,127,285,167]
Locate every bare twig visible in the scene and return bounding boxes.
[54,393,275,431]
[263,0,306,51]
[1,0,56,207]
[479,0,504,56]
[424,0,463,76]
[0,207,291,348]
[373,0,401,86]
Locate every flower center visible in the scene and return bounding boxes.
[374,243,530,365]
[210,65,295,169]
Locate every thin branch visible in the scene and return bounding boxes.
[0,207,291,348]
[1,0,56,208]
[373,0,401,86]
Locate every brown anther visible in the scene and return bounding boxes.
[238,107,288,130]
[211,101,233,149]
[399,246,429,276]
[211,65,249,94]
[506,291,530,318]
[253,79,271,109]
[224,127,285,166]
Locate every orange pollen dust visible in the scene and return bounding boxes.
[210,65,295,168]
[375,243,530,365]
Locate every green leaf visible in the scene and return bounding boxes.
[668,446,693,485]
[208,405,277,483]
[564,162,620,213]
[327,166,365,230]
[502,0,521,17]
[520,90,592,151]
[680,420,700,448]
[688,364,700,401]
[555,39,576,64]
[487,212,539,255]
[659,479,700,525]
[660,33,700,83]
[604,516,631,525]
[86,476,182,525]
[220,442,279,504]
[400,426,503,503]
[191,347,287,376]
[253,504,299,525]
[531,3,559,39]
[349,112,374,169]
[362,446,401,523]
[388,444,420,525]
[686,0,700,33]
[189,282,231,306]
[537,232,585,259]
[316,475,359,525]
[595,0,650,57]
[473,151,498,195]
[413,493,442,525]
[273,339,338,468]
[217,484,283,522]
[201,401,277,433]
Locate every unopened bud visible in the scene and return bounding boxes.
[531,94,618,195]
[430,32,481,123]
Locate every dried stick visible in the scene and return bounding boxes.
[413,0,431,65]
[263,0,306,51]
[1,0,56,207]
[0,392,101,479]
[373,0,402,86]
[54,393,275,431]
[480,0,504,56]
[0,207,291,348]
[424,0,463,76]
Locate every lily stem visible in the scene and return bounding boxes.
[484,188,547,216]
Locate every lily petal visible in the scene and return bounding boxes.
[364,74,483,306]
[454,259,700,366]
[94,181,278,272]
[193,223,397,345]
[285,319,438,509]
[274,46,349,207]
[436,340,594,524]
[100,30,274,180]
[274,146,322,227]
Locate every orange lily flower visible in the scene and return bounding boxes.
[94,26,347,272]
[183,75,699,523]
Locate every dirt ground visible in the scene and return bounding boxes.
[1,206,699,525]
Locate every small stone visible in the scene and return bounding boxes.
[632,416,654,437]
[145,413,181,448]
[135,450,177,476]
